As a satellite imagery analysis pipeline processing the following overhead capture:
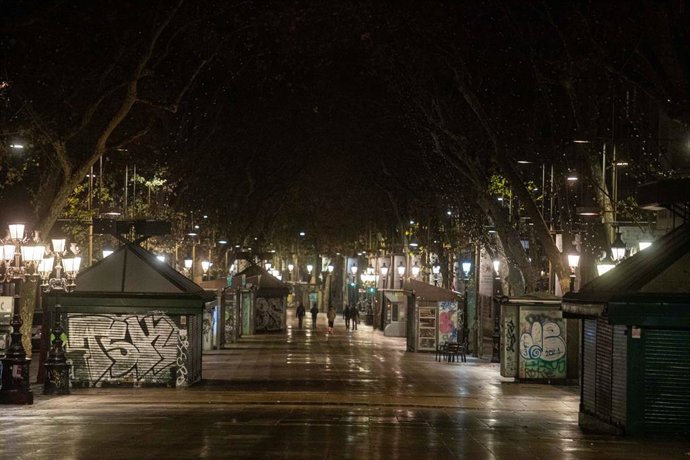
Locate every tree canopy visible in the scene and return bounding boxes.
[1,0,688,290]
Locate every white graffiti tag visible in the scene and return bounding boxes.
[519,320,566,362]
[67,313,179,386]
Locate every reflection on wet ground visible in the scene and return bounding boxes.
[3,313,689,459]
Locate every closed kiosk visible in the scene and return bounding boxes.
[43,243,214,388]
[563,223,690,434]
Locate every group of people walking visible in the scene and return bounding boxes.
[295,303,360,333]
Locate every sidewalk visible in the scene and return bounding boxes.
[3,314,689,459]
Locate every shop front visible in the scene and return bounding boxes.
[405,280,459,352]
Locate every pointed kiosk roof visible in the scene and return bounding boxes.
[74,242,215,301]
[229,263,290,297]
[562,223,690,324]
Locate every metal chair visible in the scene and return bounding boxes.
[435,342,448,362]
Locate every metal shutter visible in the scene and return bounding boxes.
[582,319,597,414]
[643,328,690,430]
[611,325,627,425]
[595,319,613,420]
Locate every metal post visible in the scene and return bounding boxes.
[43,303,70,395]
[463,281,469,347]
[490,275,502,363]
[0,279,34,404]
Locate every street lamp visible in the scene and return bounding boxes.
[35,234,82,395]
[597,256,616,276]
[0,223,47,404]
[380,262,389,289]
[491,258,502,363]
[567,245,580,293]
[411,261,421,279]
[201,260,210,280]
[461,261,472,348]
[396,261,405,288]
[432,261,441,286]
[611,231,627,262]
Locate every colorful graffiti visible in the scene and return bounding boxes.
[255,297,284,332]
[519,309,566,379]
[438,301,458,344]
[66,312,180,387]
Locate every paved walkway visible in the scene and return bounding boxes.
[2,312,689,459]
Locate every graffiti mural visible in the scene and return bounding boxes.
[500,304,519,378]
[518,309,567,379]
[66,312,180,387]
[176,329,189,387]
[437,301,458,344]
[255,297,284,332]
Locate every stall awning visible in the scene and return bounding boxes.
[384,291,407,303]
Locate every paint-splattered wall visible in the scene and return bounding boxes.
[438,301,458,344]
[518,308,567,379]
[65,312,193,387]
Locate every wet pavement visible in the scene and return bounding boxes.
[2,313,690,459]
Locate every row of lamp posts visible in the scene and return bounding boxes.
[0,223,80,404]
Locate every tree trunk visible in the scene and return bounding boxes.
[19,278,38,356]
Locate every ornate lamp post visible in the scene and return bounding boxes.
[41,237,80,395]
[0,223,46,405]
[490,259,502,363]
[183,258,193,278]
[461,261,472,347]
[596,256,616,276]
[380,262,389,289]
[326,261,334,306]
[432,261,441,286]
[411,261,421,279]
[306,263,314,284]
[396,261,405,289]
[201,260,211,281]
[287,263,294,282]
[611,231,627,262]
[350,263,358,307]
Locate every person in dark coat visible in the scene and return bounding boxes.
[343,305,351,330]
[296,303,306,329]
[310,304,319,330]
[351,307,359,330]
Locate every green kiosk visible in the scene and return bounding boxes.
[563,223,690,434]
[43,242,214,388]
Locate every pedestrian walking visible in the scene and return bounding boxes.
[310,304,319,329]
[343,304,351,330]
[296,303,306,329]
[327,305,336,333]
[351,307,359,330]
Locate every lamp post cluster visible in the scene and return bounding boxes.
[0,223,80,404]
